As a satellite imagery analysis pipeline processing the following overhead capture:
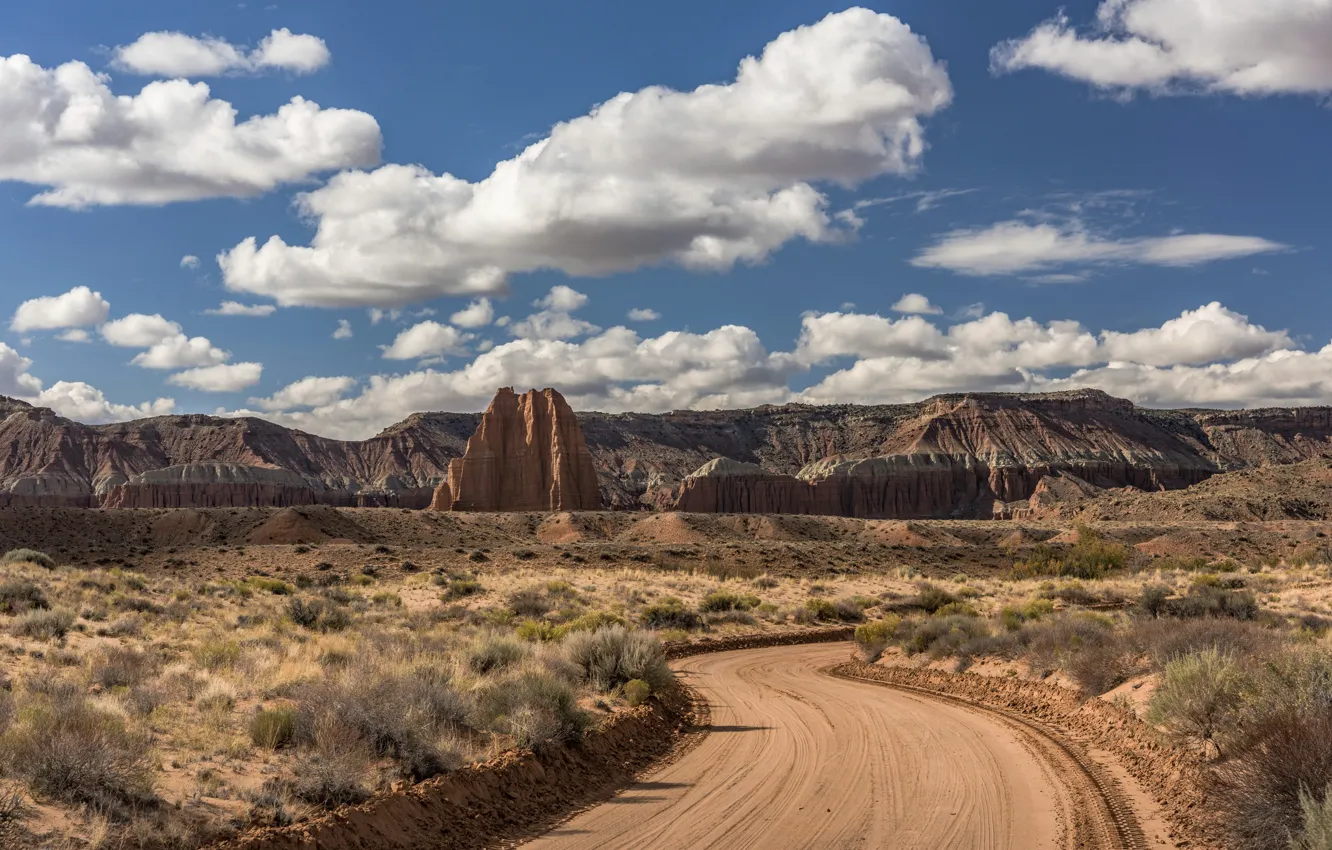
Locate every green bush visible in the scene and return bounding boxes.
[1010,525,1129,580]
[471,668,589,748]
[287,597,352,632]
[562,626,672,692]
[624,679,652,707]
[1294,784,1332,850]
[641,598,702,631]
[1,549,54,569]
[699,591,761,613]
[804,598,838,622]
[250,708,296,750]
[245,577,294,595]
[1000,598,1054,631]
[854,616,901,662]
[193,638,241,671]
[900,614,992,658]
[1148,648,1247,757]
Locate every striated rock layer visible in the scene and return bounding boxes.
[432,388,601,512]
[102,464,318,509]
[6,388,1332,514]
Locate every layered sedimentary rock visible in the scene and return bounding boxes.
[102,464,318,509]
[431,388,601,512]
[8,387,1332,514]
[668,393,1222,518]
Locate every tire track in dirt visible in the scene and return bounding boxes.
[524,643,1130,849]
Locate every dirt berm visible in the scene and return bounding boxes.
[209,628,851,850]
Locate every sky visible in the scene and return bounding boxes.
[0,0,1329,440]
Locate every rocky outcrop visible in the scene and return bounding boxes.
[101,464,318,509]
[431,388,601,512]
[7,387,1332,513]
[672,458,811,514]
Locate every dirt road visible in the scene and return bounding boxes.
[525,643,1145,850]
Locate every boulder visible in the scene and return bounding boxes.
[430,388,601,512]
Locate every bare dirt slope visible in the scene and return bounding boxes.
[527,643,1154,850]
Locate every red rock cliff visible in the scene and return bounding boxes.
[431,388,601,512]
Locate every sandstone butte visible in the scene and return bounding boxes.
[429,387,601,512]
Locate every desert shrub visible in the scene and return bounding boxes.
[832,598,866,622]
[245,577,293,595]
[1165,584,1260,620]
[1039,580,1099,606]
[508,587,552,618]
[549,611,625,640]
[933,601,979,618]
[900,615,992,658]
[803,598,839,622]
[0,579,48,615]
[562,626,672,692]
[197,679,237,712]
[1013,612,1117,674]
[466,632,528,674]
[752,575,779,590]
[287,597,351,632]
[1010,525,1129,580]
[0,691,154,817]
[89,646,157,689]
[911,583,956,614]
[854,616,901,662]
[1148,648,1247,756]
[296,666,469,781]
[1212,706,1332,850]
[250,708,297,750]
[1064,635,1141,695]
[292,729,370,808]
[1,549,54,569]
[641,598,702,631]
[471,668,588,748]
[1000,598,1055,631]
[545,580,577,598]
[624,679,652,707]
[516,619,556,642]
[12,607,75,641]
[1293,784,1332,850]
[699,591,761,613]
[192,638,241,671]
[1135,617,1280,670]
[442,578,484,601]
[1138,583,1173,618]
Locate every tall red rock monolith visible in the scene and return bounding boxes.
[430,388,601,512]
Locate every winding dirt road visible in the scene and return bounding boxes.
[525,643,1146,850]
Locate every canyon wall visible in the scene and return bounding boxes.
[3,389,1332,515]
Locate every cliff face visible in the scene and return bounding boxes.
[102,464,318,509]
[5,388,1332,515]
[431,388,601,512]
[0,398,472,509]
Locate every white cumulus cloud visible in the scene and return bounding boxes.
[911,219,1285,276]
[204,301,277,317]
[332,319,353,340]
[218,8,953,307]
[449,298,494,328]
[248,376,355,411]
[11,286,111,332]
[180,255,201,269]
[890,293,942,315]
[0,53,380,208]
[381,322,473,360]
[992,0,1332,97]
[627,308,661,322]
[167,362,263,392]
[100,314,182,347]
[112,28,331,77]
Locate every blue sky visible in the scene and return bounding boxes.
[0,0,1328,438]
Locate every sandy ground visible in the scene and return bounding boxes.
[526,643,1096,850]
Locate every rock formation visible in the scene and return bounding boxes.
[430,388,601,512]
[101,464,318,509]
[7,387,1332,514]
